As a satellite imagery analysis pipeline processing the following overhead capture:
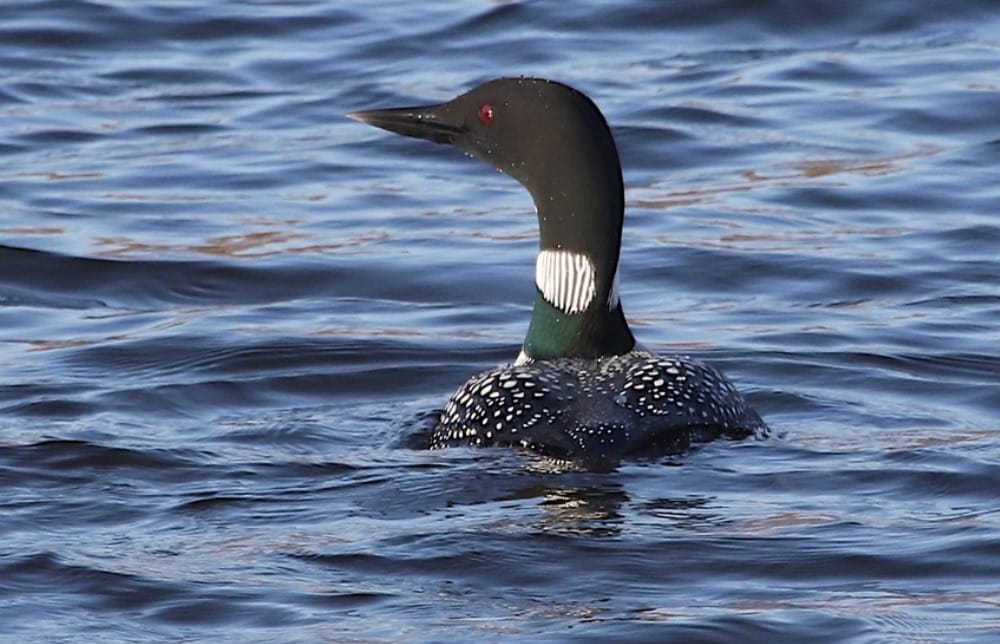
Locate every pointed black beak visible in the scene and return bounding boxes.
[347,104,465,145]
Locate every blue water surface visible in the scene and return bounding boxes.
[1,1,998,641]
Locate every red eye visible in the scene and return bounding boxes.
[478,103,494,123]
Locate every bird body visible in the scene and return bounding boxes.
[350,77,766,466]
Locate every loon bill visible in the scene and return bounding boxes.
[350,77,766,468]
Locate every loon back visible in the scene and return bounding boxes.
[432,351,764,469]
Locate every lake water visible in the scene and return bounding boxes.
[1,1,998,641]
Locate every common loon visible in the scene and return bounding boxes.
[350,77,766,468]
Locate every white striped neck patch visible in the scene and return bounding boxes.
[607,265,620,310]
[535,249,598,314]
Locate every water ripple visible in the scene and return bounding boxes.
[1,0,998,641]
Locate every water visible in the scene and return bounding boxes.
[1,0,998,641]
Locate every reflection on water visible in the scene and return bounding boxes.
[93,229,394,258]
[535,482,629,536]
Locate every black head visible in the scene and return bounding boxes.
[348,77,623,217]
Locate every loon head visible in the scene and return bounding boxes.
[350,77,634,361]
[348,77,621,203]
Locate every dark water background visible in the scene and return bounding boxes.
[2,1,999,641]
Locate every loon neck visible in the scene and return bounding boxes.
[520,161,635,361]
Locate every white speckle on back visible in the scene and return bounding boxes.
[430,349,766,461]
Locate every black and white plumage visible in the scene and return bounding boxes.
[351,78,767,467]
[431,350,765,468]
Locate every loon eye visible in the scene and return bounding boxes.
[478,103,494,124]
